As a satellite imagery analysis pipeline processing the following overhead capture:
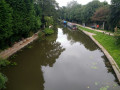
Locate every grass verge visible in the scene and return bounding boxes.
[78,26,120,68]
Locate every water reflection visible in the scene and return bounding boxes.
[62,28,98,51]
[62,28,119,83]
[42,28,120,90]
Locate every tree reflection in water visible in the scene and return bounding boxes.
[2,32,65,90]
[62,27,98,51]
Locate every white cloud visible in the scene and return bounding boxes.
[56,0,111,7]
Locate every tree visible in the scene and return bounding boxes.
[92,6,110,29]
[44,16,54,27]
[6,0,29,39]
[81,0,102,23]
[109,0,120,30]
[35,0,59,27]
[0,0,13,49]
[59,0,106,24]
[6,0,41,40]
[34,3,42,30]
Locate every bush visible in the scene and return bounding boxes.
[0,73,8,89]
[44,28,54,35]
[44,16,54,27]
[114,28,120,45]
[0,58,10,67]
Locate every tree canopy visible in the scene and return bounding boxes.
[109,0,120,29]
[0,0,59,49]
[59,0,107,23]
[92,6,110,22]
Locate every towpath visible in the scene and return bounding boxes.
[0,32,39,59]
[75,23,114,36]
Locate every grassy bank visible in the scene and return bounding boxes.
[78,26,120,68]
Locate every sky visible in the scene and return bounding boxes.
[56,0,111,7]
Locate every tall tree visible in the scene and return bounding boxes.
[35,0,59,27]
[6,0,29,40]
[109,0,120,30]
[92,6,110,29]
[59,0,105,24]
[81,0,102,23]
[0,0,13,49]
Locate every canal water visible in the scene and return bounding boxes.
[2,27,120,90]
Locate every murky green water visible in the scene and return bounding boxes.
[2,27,120,90]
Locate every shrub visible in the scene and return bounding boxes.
[0,73,8,89]
[114,28,120,45]
[0,58,10,67]
[44,28,54,35]
[44,16,54,27]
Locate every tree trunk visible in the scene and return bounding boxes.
[103,22,105,30]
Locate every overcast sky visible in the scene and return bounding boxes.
[56,0,111,7]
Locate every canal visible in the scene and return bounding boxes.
[2,26,120,90]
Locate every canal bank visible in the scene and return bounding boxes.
[2,26,120,90]
[0,32,39,59]
[77,26,120,83]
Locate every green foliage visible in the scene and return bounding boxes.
[10,54,17,59]
[92,6,110,22]
[109,0,120,30]
[0,73,8,89]
[44,16,54,27]
[0,0,13,49]
[0,58,10,67]
[0,0,43,50]
[27,45,33,49]
[114,28,120,45]
[36,0,59,27]
[44,28,54,35]
[0,57,17,67]
[59,0,106,23]
[82,0,103,23]
[10,62,17,66]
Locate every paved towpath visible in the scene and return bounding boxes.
[75,23,114,36]
[0,32,39,59]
